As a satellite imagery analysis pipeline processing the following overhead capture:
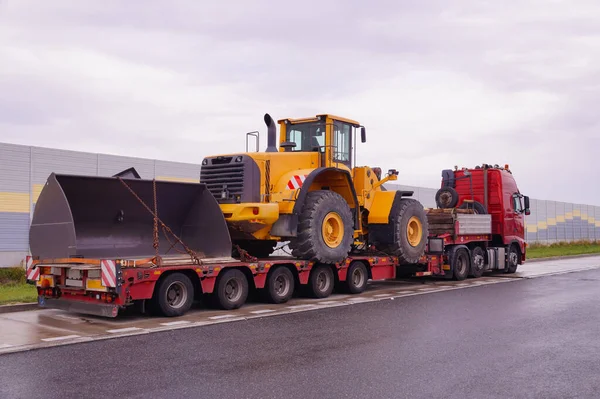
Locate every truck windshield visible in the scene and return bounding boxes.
[286,122,325,152]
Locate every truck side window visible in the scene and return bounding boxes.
[512,194,524,213]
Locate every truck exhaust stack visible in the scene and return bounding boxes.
[29,173,232,260]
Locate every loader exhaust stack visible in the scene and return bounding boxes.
[29,173,232,260]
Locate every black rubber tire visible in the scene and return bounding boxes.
[435,187,459,209]
[505,244,519,274]
[375,198,429,264]
[345,261,369,294]
[288,190,354,264]
[307,265,335,298]
[450,247,470,281]
[152,272,194,317]
[214,268,249,310]
[469,246,486,278]
[263,266,295,304]
[459,201,487,214]
[235,240,276,258]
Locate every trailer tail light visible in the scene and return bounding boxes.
[100,260,119,288]
[25,256,39,282]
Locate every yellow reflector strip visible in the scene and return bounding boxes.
[86,279,108,292]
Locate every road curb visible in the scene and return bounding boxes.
[526,253,600,263]
[0,302,38,314]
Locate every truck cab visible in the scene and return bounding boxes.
[438,164,530,262]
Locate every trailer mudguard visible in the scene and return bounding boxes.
[29,173,232,260]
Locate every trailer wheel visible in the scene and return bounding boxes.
[505,244,519,274]
[469,246,485,278]
[215,269,248,310]
[153,273,194,317]
[263,267,295,304]
[450,247,470,281]
[308,265,334,298]
[345,261,369,294]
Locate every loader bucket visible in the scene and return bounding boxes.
[29,173,232,260]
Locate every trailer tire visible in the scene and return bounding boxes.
[469,246,485,278]
[435,187,458,209]
[289,190,354,264]
[153,273,194,317]
[345,261,369,294]
[307,265,334,298]
[214,269,249,310]
[263,266,295,304]
[505,244,519,274]
[450,247,470,281]
[459,201,487,214]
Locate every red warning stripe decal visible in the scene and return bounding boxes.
[101,260,117,288]
[287,174,308,190]
[25,256,39,281]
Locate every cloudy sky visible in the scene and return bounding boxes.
[1,0,598,205]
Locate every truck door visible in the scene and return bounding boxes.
[507,193,526,242]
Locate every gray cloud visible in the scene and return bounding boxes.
[0,0,599,205]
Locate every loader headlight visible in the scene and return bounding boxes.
[235,156,243,163]
[202,158,208,165]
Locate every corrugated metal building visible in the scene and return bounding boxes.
[0,142,598,267]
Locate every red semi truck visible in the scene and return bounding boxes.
[25,163,529,318]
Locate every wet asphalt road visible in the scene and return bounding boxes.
[2,268,600,399]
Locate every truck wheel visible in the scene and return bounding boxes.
[263,267,295,304]
[505,245,519,274]
[215,268,248,310]
[450,247,470,281]
[459,201,486,214]
[307,265,334,298]
[379,198,429,264]
[469,246,485,278]
[345,261,368,294]
[435,187,458,208]
[153,273,194,317]
[289,190,354,264]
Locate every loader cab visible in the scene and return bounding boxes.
[277,114,365,170]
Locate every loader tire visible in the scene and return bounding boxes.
[288,190,354,264]
[372,198,428,264]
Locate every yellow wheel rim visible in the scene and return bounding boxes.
[322,212,344,248]
[407,216,422,247]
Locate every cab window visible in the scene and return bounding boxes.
[333,122,351,165]
[286,122,325,152]
[512,194,524,213]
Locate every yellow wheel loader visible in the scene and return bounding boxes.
[200,113,429,264]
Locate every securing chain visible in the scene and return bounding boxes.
[117,177,202,265]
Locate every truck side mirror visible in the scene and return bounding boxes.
[524,196,530,215]
[361,126,366,143]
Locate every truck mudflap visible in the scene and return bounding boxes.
[29,173,232,260]
[38,297,120,318]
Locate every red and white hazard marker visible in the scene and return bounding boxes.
[287,174,308,190]
[100,260,117,288]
